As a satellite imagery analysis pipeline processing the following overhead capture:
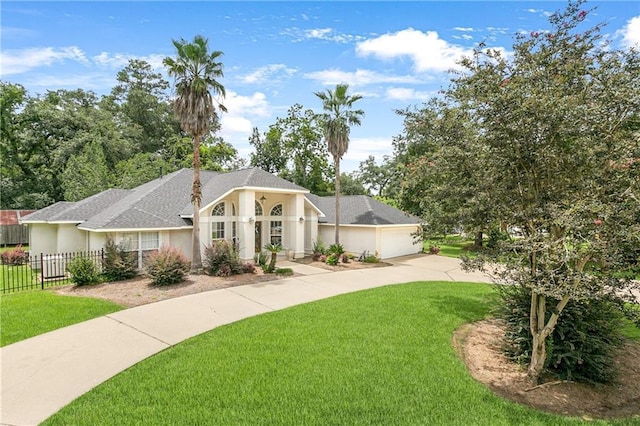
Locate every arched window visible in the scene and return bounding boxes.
[270,204,283,244]
[270,204,283,216]
[255,200,263,216]
[212,202,225,216]
[231,203,236,216]
[211,202,225,240]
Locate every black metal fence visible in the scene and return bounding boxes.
[0,250,104,293]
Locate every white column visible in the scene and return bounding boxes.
[291,193,305,258]
[238,190,255,261]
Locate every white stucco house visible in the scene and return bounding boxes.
[20,168,421,264]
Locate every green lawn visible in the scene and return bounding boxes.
[42,282,634,425]
[1,291,123,346]
[424,235,477,258]
[0,264,39,292]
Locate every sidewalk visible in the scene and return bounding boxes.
[1,255,491,426]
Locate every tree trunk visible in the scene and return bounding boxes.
[191,134,203,273]
[527,292,571,383]
[474,230,483,248]
[269,252,277,272]
[334,158,340,245]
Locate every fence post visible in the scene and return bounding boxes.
[40,253,44,290]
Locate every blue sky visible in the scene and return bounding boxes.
[2,1,639,172]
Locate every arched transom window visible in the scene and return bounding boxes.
[212,202,225,216]
[211,202,225,240]
[270,204,283,216]
[255,200,263,216]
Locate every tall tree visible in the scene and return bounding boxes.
[163,35,226,271]
[315,84,364,243]
[104,59,180,154]
[402,0,639,382]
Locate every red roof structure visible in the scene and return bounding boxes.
[0,210,35,226]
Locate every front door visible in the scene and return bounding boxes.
[254,222,262,252]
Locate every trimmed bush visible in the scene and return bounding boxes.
[275,267,294,276]
[145,246,189,286]
[1,245,28,266]
[102,238,138,281]
[497,285,625,384]
[66,256,100,286]
[204,240,243,276]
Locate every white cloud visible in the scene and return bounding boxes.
[385,87,434,102]
[305,68,422,86]
[453,27,475,32]
[0,46,87,76]
[239,64,298,84]
[20,73,117,91]
[92,52,165,69]
[342,136,395,171]
[219,91,271,146]
[284,26,365,44]
[356,28,472,73]
[619,15,640,48]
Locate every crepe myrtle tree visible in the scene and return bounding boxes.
[428,0,639,382]
[163,35,227,272]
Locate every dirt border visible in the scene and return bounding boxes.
[453,319,640,420]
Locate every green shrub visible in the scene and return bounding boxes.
[1,245,28,266]
[328,243,345,256]
[342,253,354,263]
[326,253,339,266]
[254,251,268,267]
[145,246,189,286]
[66,256,101,286]
[312,239,326,260]
[204,240,243,276]
[102,238,138,281]
[497,285,625,384]
[275,267,294,276]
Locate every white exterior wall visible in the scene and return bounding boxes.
[28,223,58,255]
[56,224,86,253]
[168,229,192,260]
[88,233,107,252]
[380,226,422,259]
[319,224,420,259]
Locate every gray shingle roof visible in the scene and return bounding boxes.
[20,190,130,223]
[307,194,420,226]
[80,169,219,230]
[23,168,418,230]
[182,168,308,216]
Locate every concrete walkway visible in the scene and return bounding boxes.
[0,255,491,426]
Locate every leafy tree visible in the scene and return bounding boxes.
[395,101,493,245]
[336,173,367,196]
[409,0,639,382]
[315,84,364,243]
[164,35,227,272]
[103,59,180,154]
[115,152,176,189]
[249,126,286,173]
[355,155,397,197]
[251,105,332,194]
[61,141,112,201]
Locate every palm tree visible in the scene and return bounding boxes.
[163,35,226,272]
[314,84,364,244]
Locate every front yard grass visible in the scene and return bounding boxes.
[1,291,123,347]
[424,234,477,258]
[42,282,623,425]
